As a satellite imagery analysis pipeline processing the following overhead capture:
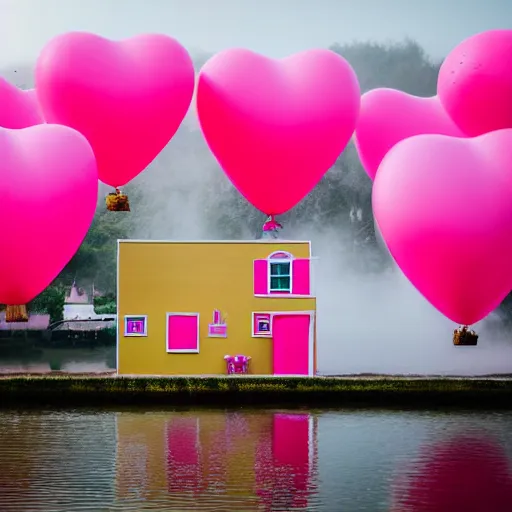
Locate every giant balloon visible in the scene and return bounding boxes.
[354,89,464,180]
[373,129,512,326]
[0,78,44,128]
[0,124,98,305]
[438,29,512,136]
[35,31,195,188]
[197,48,360,215]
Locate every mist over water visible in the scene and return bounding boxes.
[127,115,512,376]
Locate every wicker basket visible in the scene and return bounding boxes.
[106,189,130,212]
[453,328,478,346]
[5,304,28,323]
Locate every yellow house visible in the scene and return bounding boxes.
[116,240,317,376]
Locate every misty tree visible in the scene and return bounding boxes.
[334,39,441,94]
[29,285,65,324]
[58,196,136,294]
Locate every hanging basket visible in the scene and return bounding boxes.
[453,326,478,346]
[106,189,130,212]
[5,304,28,323]
[261,215,282,239]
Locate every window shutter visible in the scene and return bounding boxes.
[253,259,268,295]
[292,259,310,295]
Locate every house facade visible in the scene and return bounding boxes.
[117,240,317,376]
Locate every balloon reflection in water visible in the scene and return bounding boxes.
[390,435,512,512]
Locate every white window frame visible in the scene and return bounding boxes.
[166,312,200,354]
[251,312,273,338]
[123,315,148,337]
[267,251,293,293]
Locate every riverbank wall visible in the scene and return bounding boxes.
[1,375,511,408]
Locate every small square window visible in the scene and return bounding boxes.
[124,315,148,337]
[258,319,270,332]
[270,261,291,292]
[252,313,272,337]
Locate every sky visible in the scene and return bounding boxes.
[1,0,512,67]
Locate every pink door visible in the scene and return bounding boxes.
[272,314,311,375]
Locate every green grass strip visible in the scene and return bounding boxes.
[0,376,511,408]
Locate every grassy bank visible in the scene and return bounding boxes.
[0,375,511,408]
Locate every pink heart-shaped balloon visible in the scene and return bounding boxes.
[0,125,98,305]
[197,48,360,215]
[35,32,195,188]
[373,129,512,325]
[354,89,465,180]
[438,29,512,136]
[0,78,44,128]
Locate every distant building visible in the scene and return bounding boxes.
[63,281,117,323]
[0,283,116,333]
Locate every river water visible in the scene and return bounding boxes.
[0,344,116,373]
[0,408,511,511]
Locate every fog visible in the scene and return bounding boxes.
[127,115,512,376]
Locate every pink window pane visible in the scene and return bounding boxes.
[125,316,146,336]
[128,320,143,333]
[167,314,199,352]
[253,313,272,336]
[268,251,292,259]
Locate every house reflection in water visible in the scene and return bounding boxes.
[115,411,318,510]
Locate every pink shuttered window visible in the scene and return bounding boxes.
[291,259,310,295]
[254,252,311,296]
[253,259,268,294]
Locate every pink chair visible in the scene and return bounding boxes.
[224,355,235,374]
[224,354,251,374]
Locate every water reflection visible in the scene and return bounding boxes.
[0,344,116,373]
[0,409,511,511]
[391,434,512,511]
[116,411,318,511]
[0,411,116,512]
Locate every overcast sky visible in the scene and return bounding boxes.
[1,0,511,67]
